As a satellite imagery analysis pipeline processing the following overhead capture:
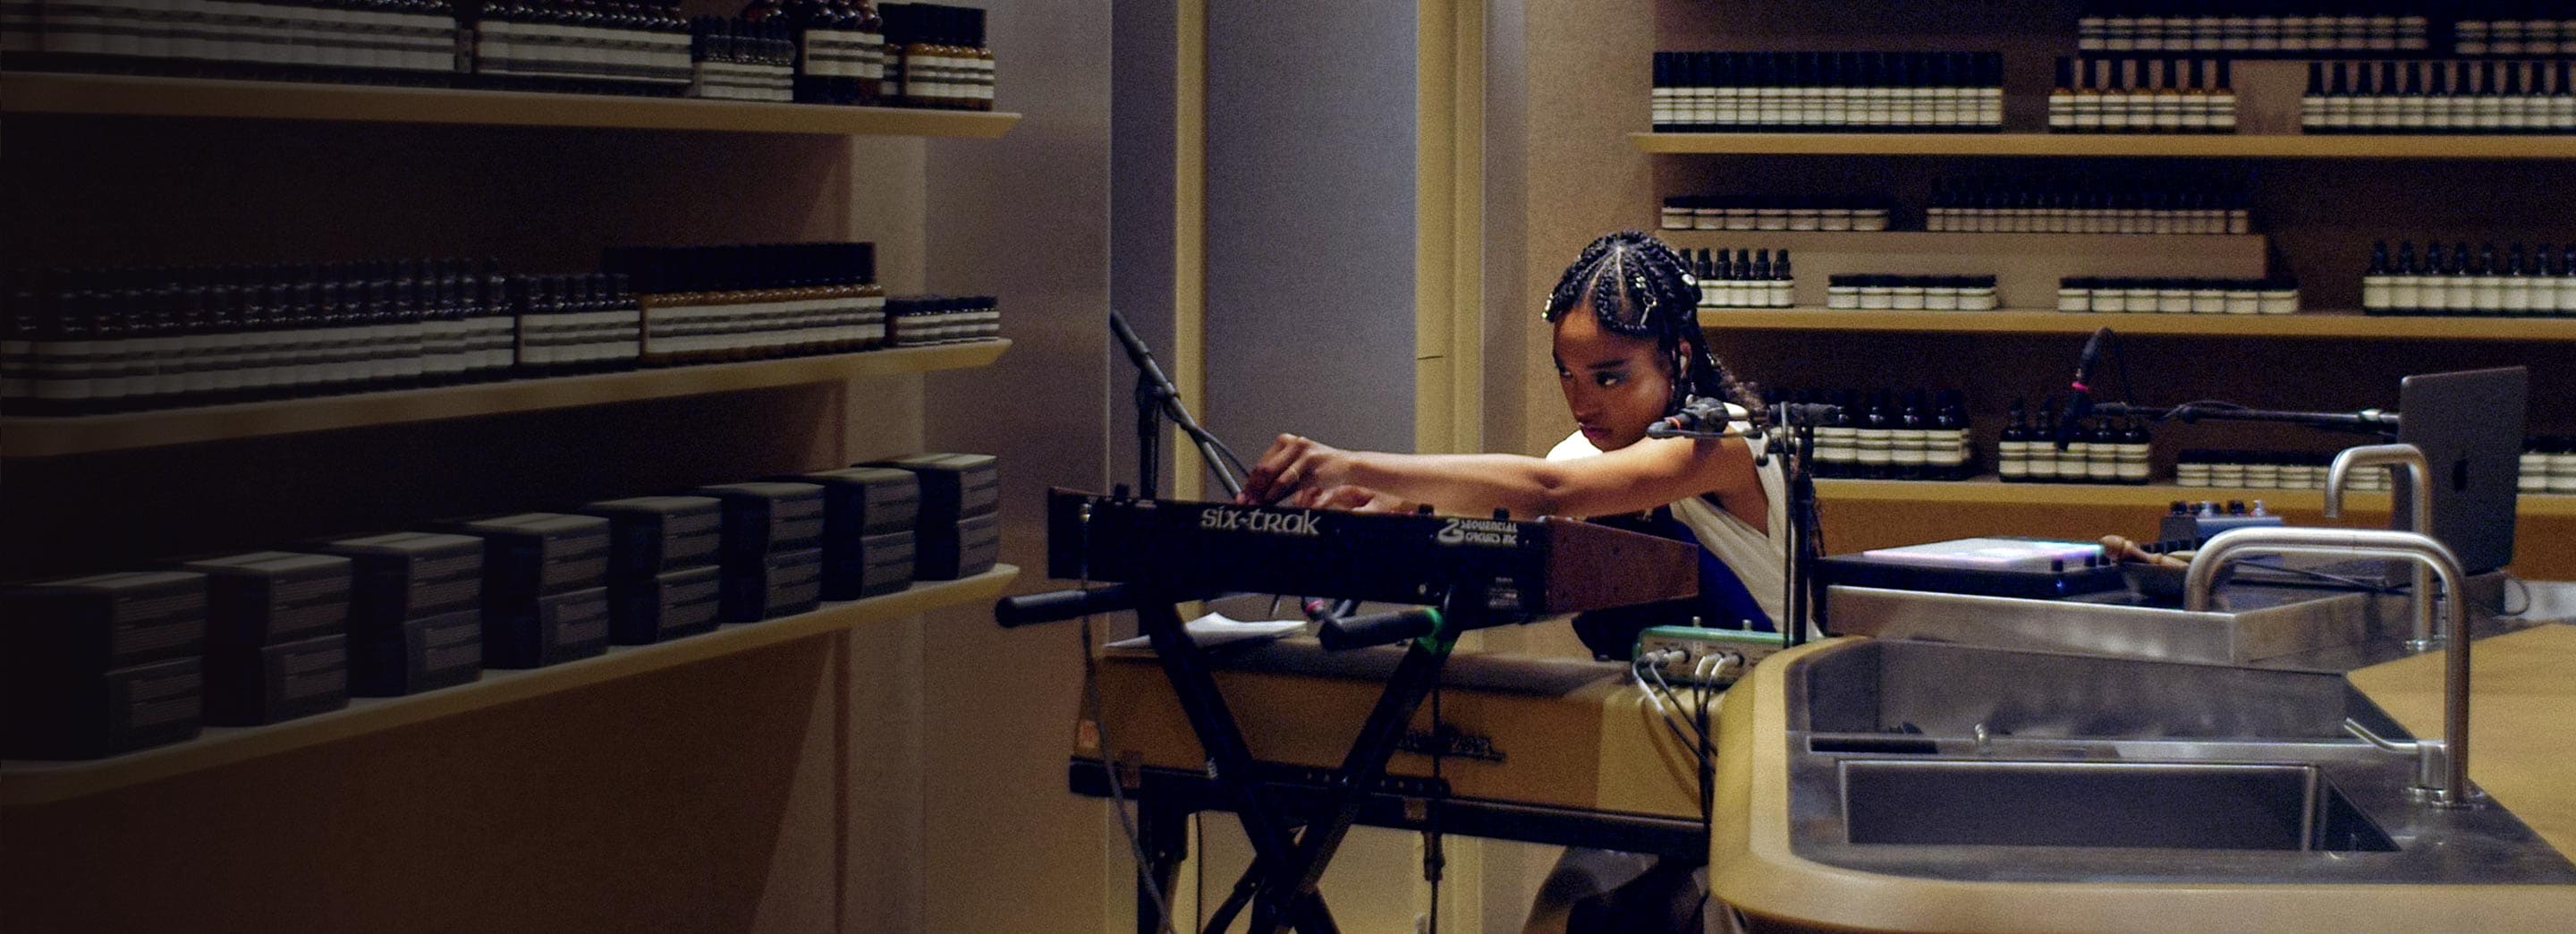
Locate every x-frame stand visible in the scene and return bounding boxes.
[1123,582,1491,934]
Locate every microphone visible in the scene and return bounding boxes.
[2055,327,2114,449]
[1645,395,1743,440]
[1107,310,1174,393]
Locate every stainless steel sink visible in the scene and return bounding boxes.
[1781,640,2576,885]
[1841,760,2394,853]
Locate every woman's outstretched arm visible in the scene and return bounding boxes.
[1239,433,1767,524]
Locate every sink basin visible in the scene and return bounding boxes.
[1780,639,2576,885]
[1842,760,2395,853]
[1801,640,2397,746]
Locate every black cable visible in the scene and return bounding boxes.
[1424,676,1445,934]
[1075,512,1179,934]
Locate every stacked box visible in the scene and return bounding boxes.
[456,514,614,669]
[2,572,208,759]
[181,552,353,726]
[311,532,487,695]
[794,467,919,599]
[581,496,726,643]
[864,453,1000,580]
[697,482,827,622]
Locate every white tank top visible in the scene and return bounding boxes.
[1545,413,1789,626]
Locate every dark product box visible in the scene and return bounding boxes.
[203,633,351,726]
[484,586,612,669]
[457,513,612,602]
[864,453,999,524]
[721,547,824,624]
[581,495,724,578]
[798,467,922,539]
[1,571,207,673]
[915,512,1000,581]
[609,565,724,644]
[824,529,915,600]
[311,532,483,629]
[1,658,202,760]
[350,607,486,697]
[181,551,352,649]
[697,482,827,563]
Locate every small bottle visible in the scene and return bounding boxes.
[1891,389,1929,480]
[1934,389,1972,480]
[1856,389,1894,479]
[2391,241,2425,312]
[2087,417,2121,484]
[1769,250,1794,308]
[2121,419,2154,485]
[2445,242,2477,311]
[2064,414,2096,483]
[1998,397,2031,482]
[2506,242,2537,313]
[2540,243,2572,315]
[2301,61,2326,131]
[2363,241,2394,311]
[2050,57,2076,132]
[2474,242,2506,312]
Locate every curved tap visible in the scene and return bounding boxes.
[2324,443,2431,525]
[2186,526,2479,808]
[2326,443,2442,648]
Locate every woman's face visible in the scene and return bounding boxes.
[1553,305,1676,452]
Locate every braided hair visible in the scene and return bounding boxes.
[1542,231,1763,425]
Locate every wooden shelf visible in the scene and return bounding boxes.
[1657,230,2266,251]
[0,340,1011,458]
[0,565,1020,806]
[1632,132,2576,159]
[1697,308,2576,341]
[0,72,1022,137]
[1817,476,2576,517]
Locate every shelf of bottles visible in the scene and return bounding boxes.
[1695,307,2576,341]
[2361,239,2576,317]
[0,1,1018,136]
[0,248,1013,457]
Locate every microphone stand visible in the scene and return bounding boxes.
[2091,401,2400,438]
[1110,310,1244,499]
[1640,402,1832,646]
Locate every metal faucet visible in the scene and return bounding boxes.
[2186,527,2480,808]
[2324,443,2443,649]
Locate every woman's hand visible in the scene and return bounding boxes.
[1290,484,1411,514]
[1238,433,1356,505]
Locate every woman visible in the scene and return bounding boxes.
[1240,230,1787,931]
[1238,230,1788,652]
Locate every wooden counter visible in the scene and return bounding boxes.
[1707,633,2576,931]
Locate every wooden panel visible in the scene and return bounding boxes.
[2,72,1022,137]
[1,635,850,932]
[2,115,870,272]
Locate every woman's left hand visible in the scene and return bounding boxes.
[1238,433,1355,505]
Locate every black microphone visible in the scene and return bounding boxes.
[1108,310,1174,395]
[2055,327,2114,449]
[1644,395,1741,439]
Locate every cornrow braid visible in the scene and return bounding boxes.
[1543,231,1764,425]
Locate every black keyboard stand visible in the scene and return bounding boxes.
[1123,583,1487,934]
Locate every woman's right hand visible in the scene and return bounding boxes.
[1238,433,1354,505]
[1290,484,1411,514]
